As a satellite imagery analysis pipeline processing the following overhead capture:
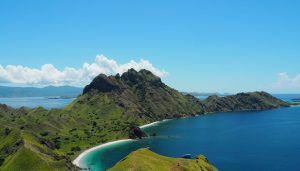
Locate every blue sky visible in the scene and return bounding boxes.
[0,0,300,93]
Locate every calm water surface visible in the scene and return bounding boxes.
[0,97,75,109]
[80,94,300,171]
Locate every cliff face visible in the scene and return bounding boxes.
[81,69,202,121]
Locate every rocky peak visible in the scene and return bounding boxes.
[83,69,164,94]
[121,69,142,85]
[83,74,120,94]
[121,69,163,87]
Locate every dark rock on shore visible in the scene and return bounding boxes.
[128,126,148,139]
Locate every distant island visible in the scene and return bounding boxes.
[0,86,82,98]
[182,92,230,97]
[46,96,76,99]
[0,69,289,170]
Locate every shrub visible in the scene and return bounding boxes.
[0,158,4,166]
[71,146,81,152]
[40,131,49,137]
[67,152,74,156]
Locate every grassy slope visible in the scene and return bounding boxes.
[109,148,218,171]
[1,147,65,171]
[0,94,144,170]
[0,127,67,171]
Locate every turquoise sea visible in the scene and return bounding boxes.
[78,94,300,171]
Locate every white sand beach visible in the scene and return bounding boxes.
[73,119,172,168]
[72,139,135,167]
[139,121,160,129]
[139,119,171,129]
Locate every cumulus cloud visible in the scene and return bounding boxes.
[274,72,300,91]
[0,55,168,87]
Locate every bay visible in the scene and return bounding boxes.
[79,94,300,171]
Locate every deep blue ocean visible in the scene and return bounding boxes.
[79,94,300,171]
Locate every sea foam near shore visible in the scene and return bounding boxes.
[73,120,167,168]
[140,119,171,129]
[72,139,135,167]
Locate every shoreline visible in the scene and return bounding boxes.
[70,106,292,168]
[140,119,172,129]
[72,139,135,167]
[139,121,160,129]
[73,107,293,168]
[72,120,166,168]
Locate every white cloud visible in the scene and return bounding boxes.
[274,72,300,92]
[0,54,168,87]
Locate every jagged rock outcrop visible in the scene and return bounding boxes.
[128,126,148,139]
[38,138,59,150]
[83,74,121,94]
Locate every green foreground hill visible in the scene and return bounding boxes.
[109,148,218,171]
[0,69,289,170]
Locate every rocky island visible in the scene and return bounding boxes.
[0,69,289,170]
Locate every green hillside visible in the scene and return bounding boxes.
[203,91,289,112]
[108,148,218,171]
